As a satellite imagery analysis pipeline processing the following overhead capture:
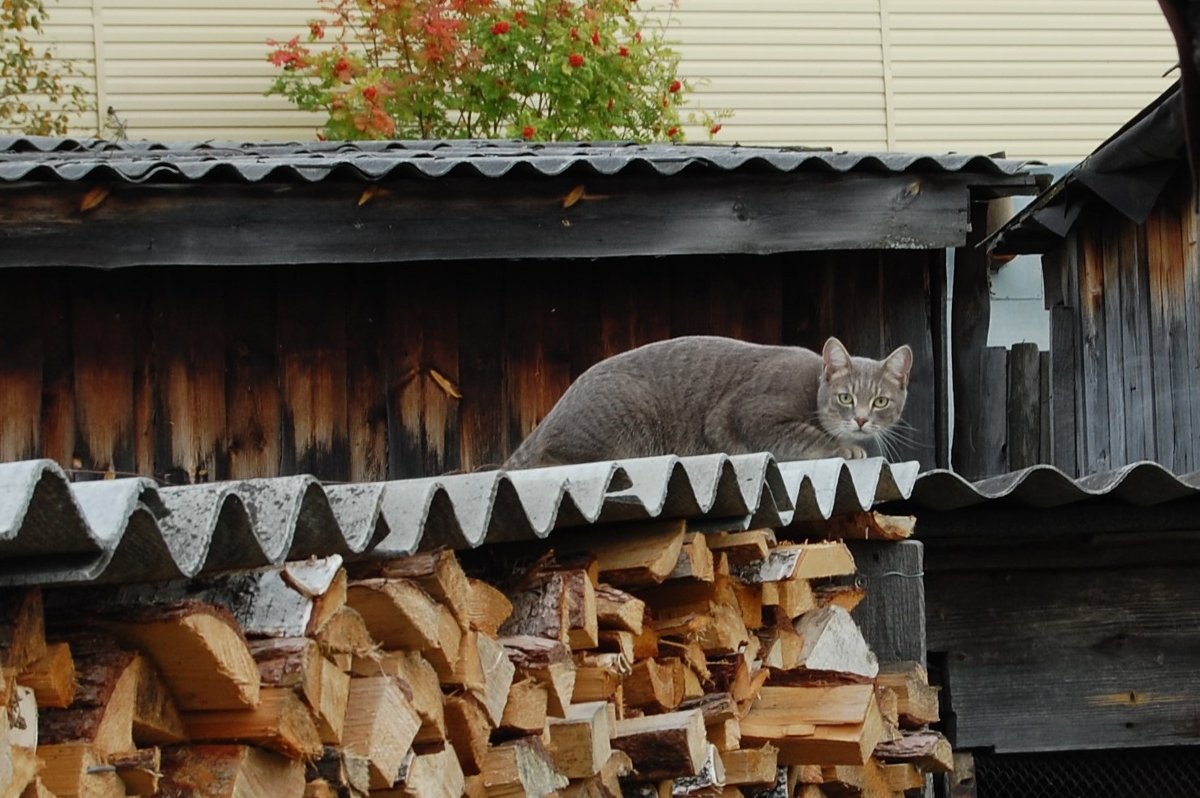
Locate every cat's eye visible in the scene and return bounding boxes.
[837,392,854,406]
[872,396,891,409]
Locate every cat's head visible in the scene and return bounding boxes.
[816,337,912,445]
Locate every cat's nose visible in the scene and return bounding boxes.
[855,417,868,428]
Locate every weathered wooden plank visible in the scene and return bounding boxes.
[153,268,228,483]
[1063,228,1087,473]
[421,271,462,476]
[1077,231,1111,472]
[951,204,993,479]
[1144,209,1177,468]
[926,563,1200,752]
[0,174,993,269]
[1155,197,1194,472]
[1118,218,1155,466]
[0,271,43,462]
[600,261,671,359]
[459,268,508,472]
[929,249,951,469]
[708,259,782,345]
[225,268,282,480]
[669,258,713,340]
[278,266,350,480]
[1099,222,1127,467]
[847,541,925,666]
[1005,343,1040,470]
[1185,190,1200,472]
[39,271,76,469]
[880,251,936,469]
[924,531,1200,573]
[1048,304,1077,475]
[385,268,425,479]
[1038,351,1051,463]
[345,265,388,482]
[70,271,138,477]
[506,265,572,457]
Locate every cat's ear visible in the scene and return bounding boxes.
[882,344,913,387]
[822,337,853,379]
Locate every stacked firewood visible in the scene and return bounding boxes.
[0,513,950,798]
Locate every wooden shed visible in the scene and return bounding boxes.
[985,83,1199,478]
[0,138,1036,485]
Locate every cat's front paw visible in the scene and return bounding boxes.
[836,444,868,460]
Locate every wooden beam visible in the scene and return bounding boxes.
[0,173,1004,269]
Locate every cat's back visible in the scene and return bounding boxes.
[584,335,794,383]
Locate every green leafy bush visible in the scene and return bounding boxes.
[267,0,728,141]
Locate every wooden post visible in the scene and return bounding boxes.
[1007,342,1041,470]
[846,541,925,666]
[951,201,993,479]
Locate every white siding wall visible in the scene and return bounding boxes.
[26,0,1181,161]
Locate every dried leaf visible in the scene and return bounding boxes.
[80,185,110,213]
[358,184,390,206]
[429,368,463,399]
[562,184,586,209]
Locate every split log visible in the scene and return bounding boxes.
[158,744,305,798]
[881,762,925,792]
[388,745,466,798]
[790,606,879,681]
[473,632,516,726]
[0,589,46,688]
[792,512,915,542]
[18,641,76,709]
[92,601,259,711]
[7,745,40,798]
[373,549,473,629]
[561,751,633,798]
[594,585,645,635]
[706,530,775,565]
[353,650,446,745]
[312,606,376,659]
[624,658,685,713]
[36,743,126,798]
[501,636,577,717]
[498,677,548,736]
[742,685,886,766]
[546,701,612,779]
[553,520,687,587]
[249,638,348,745]
[499,573,570,644]
[611,709,708,780]
[670,743,725,795]
[466,578,514,636]
[873,730,954,773]
[572,653,629,703]
[341,676,421,789]
[813,585,866,613]
[721,745,778,787]
[444,694,492,777]
[182,686,323,760]
[875,662,940,728]
[345,579,459,666]
[306,747,371,798]
[482,738,568,798]
[668,534,715,582]
[107,747,162,796]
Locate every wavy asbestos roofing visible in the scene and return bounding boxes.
[0,454,918,587]
[3,455,1200,587]
[0,137,1033,185]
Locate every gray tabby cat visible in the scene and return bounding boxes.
[504,335,913,469]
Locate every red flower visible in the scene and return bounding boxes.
[570,27,579,40]
[591,30,601,46]
[667,126,680,138]
[607,98,615,110]
[568,53,585,68]
[308,21,326,40]
[522,124,536,139]
[710,124,723,135]
[515,11,528,27]
[364,85,378,101]
[634,31,643,43]
[491,20,510,34]
[619,45,629,57]
[669,79,682,93]
[334,57,354,82]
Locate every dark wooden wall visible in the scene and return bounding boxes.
[0,251,942,484]
[1041,180,1200,477]
[924,527,1200,752]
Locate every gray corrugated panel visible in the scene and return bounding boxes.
[0,453,917,586]
[0,137,1032,185]
[909,461,1200,511]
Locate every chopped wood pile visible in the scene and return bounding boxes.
[0,512,949,798]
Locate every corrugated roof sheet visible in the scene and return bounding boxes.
[0,454,919,587]
[0,137,1033,185]
[907,461,1200,511]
